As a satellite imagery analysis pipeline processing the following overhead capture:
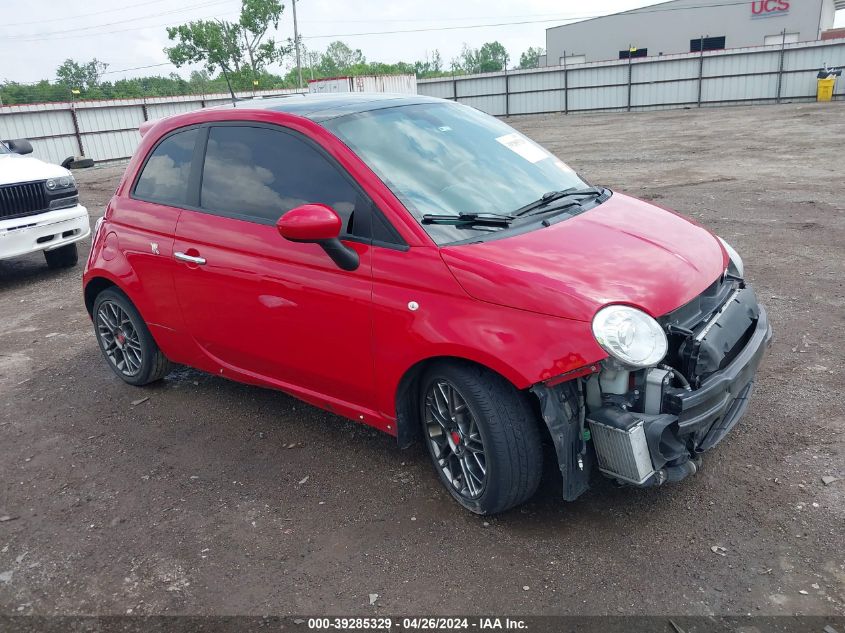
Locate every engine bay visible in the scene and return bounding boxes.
[534,276,772,499]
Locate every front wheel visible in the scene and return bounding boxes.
[421,362,543,515]
[92,288,172,386]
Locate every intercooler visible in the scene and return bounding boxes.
[588,411,655,485]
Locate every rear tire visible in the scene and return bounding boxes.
[69,158,95,169]
[44,243,78,269]
[420,361,543,515]
[92,288,172,386]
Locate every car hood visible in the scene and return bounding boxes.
[440,192,728,322]
[0,154,70,186]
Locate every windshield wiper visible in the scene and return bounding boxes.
[420,188,606,228]
[421,212,515,227]
[512,187,605,217]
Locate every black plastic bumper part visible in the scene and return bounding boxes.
[665,305,772,451]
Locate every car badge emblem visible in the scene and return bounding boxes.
[150,242,160,255]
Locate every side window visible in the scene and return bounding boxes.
[200,125,362,234]
[133,128,198,206]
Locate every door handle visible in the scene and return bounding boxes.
[174,251,206,265]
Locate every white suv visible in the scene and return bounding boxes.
[1,139,90,268]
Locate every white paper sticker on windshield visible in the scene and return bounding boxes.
[495,133,550,163]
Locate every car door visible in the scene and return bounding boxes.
[171,122,376,410]
[113,126,201,336]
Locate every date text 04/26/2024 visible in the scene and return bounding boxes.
[306,617,528,630]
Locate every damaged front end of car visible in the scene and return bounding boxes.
[532,270,773,501]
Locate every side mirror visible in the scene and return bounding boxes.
[277,204,359,271]
[6,139,33,155]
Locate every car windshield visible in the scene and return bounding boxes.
[323,102,590,244]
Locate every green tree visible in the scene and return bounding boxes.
[452,41,509,74]
[165,20,241,96]
[319,41,366,75]
[453,44,472,73]
[238,0,289,78]
[414,50,444,78]
[55,58,109,91]
[304,46,321,81]
[477,41,509,72]
[0,80,71,105]
[431,50,444,73]
[189,69,212,91]
[518,47,545,69]
[165,0,290,98]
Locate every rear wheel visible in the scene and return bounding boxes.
[92,288,172,386]
[420,362,543,514]
[44,243,78,269]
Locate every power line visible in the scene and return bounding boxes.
[0,17,231,45]
[0,9,239,45]
[0,0,768,85]
[301,12,597,24]
[102,62,174,75]
[299,18,592,40]
[2,0,760,46]
[4,0,759,43]
[1,62,177,85]
[299,0,759,39]
[2,0,238,40]
[3,0,180,27]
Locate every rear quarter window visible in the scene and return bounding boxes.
[133,128,199,206]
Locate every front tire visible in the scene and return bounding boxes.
[44,243,78,269]
[92,288,172,386]
[420,362,543,515]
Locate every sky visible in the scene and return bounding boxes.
[1,0,843,84]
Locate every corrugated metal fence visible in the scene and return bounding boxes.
[0,88,304,165]
[3,39,844,165]
[417,39,845,116]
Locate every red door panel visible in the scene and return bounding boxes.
[109,197,182,331]
[172,209,375,410]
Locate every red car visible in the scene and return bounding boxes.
[83,94,771,514]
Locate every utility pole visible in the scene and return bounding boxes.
[776,28,786,104]
[304,45,314,80]
[562,50,568,114]
[627,44,635,112]
[292,0,303,89]
[697,35,705,107]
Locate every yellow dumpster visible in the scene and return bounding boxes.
[817,77,836,102]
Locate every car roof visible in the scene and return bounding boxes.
[138,93,452,139]
[222,92,447,122]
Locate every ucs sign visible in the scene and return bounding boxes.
[751,0,790,18]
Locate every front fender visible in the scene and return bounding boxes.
[373,272,607,426]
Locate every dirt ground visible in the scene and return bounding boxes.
[1,102,843,617]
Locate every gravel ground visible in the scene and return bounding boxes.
[0,102,843,617]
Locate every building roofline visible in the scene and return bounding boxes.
[545,0,750,34]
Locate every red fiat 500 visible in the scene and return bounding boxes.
[83,94,771,514]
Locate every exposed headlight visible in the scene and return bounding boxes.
[592,305,668,368]
[46,175,76,191]
[717,236,744,278]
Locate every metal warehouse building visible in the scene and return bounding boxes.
[542,0,841,66]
